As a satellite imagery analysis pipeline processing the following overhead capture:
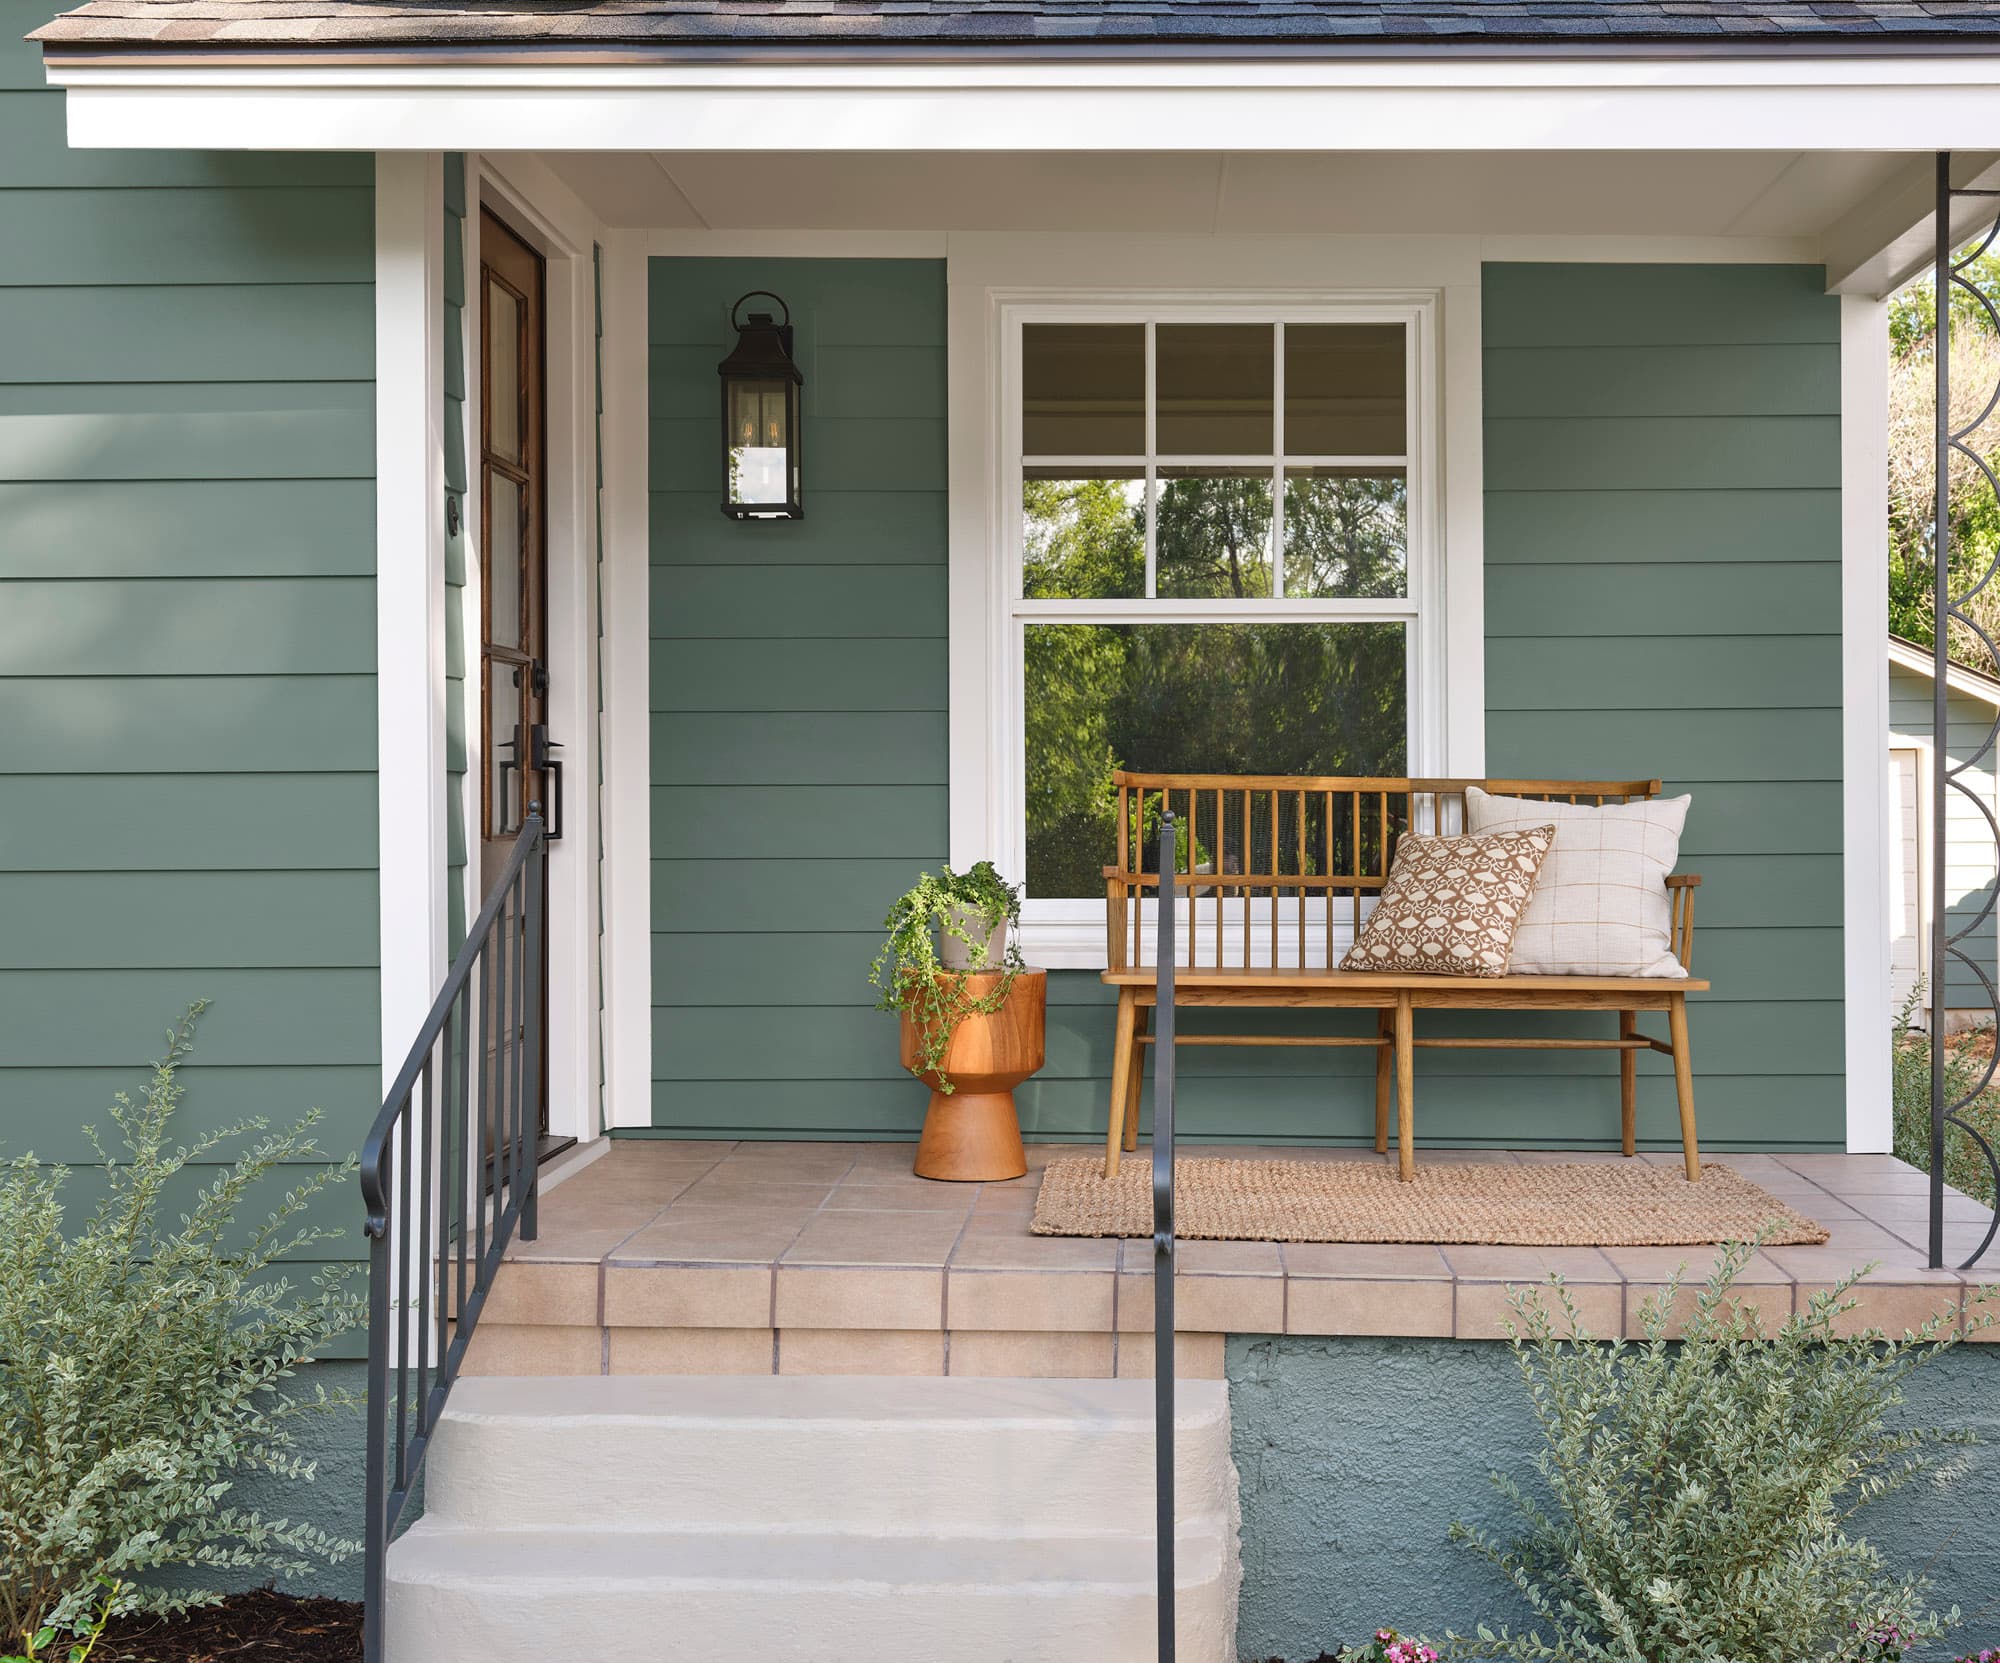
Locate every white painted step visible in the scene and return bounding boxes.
[386,1523,1238,1663]
[425,1374,1238,1537]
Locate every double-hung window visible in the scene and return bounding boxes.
[999,301,1434,961]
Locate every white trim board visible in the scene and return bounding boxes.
[597,228,653,1131]
[44,56,2000,159]
[1842,294,1892,1156]
[946,240,1482,967]
[1888,632,2000,709]
[375,151,450,1092]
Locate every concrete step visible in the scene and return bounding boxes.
[424,1374,1238,1537]
[389,1374,1241,1662]
[386,1522,1239,1663]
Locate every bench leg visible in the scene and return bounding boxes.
[1394,991,1415,1182]
[1618,1009,1638,1157]
[1667,991,1700,1181]
[1123,1004,1149,1152]
[1373,1008,1393,1155]
[1104,987,1137,1180]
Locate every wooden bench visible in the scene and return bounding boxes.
[1099,772,1707,1182]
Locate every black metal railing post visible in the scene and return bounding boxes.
[359,809,548,1663]
[1934,152,1953,1271]
[1153,812,1179,1663]
[1930,153,2000,1271]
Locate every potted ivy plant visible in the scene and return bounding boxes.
[871,862,1044,1181]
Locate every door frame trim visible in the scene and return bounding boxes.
[471,152,607,1148]
[378,151,612,1144]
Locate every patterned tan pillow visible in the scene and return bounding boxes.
[1340,825,1556,977]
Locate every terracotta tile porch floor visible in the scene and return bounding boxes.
[467,1141,2000,1379]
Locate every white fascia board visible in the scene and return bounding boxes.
[1887,634,2000,709]
[44,55,2000,154]
[1824,153,2000,298]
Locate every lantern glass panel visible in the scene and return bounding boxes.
[727,375,793,510]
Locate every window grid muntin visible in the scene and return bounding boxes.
[1019,313,1414,607]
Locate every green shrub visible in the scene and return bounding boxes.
[1444,1240,1983,1662]
[0,1007,364,1648]
[1890,983,2000,1208]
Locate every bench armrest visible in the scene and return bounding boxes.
[1666,872,1701,973]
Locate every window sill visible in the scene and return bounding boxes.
[1018,914,1110,972]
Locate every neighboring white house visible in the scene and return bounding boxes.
[1889,634,2000,1032]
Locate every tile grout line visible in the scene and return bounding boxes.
[768,1152,862,1370]
[940,1186,984,1359]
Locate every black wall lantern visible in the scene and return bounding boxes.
[718,290,804,520]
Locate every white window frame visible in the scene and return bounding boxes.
[984,289,1444,966]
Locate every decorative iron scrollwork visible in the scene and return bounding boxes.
[1930,153,2000,1270]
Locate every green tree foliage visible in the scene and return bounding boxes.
[1022,475,1408,896]
[1442,1242,1984,1663]
[1887,252,2000,667]
[0,1009,362,1648]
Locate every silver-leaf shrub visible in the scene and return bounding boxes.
[1445,1238,1987,1662]
[0,1006,364,1647]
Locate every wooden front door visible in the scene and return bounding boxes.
[479,207,552,1139]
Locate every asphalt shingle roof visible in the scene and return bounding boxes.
[31,0,2000,53]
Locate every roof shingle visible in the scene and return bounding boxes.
[31,0,2000,52]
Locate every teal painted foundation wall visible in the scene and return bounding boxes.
[1228,1335,2000,1661]
[0,7,379,1243]
[643,259,1844,1149]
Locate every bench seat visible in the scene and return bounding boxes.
[1098,772,1706,1184]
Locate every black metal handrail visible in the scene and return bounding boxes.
[1153,813,1180,1663]
[1931,155,2000,1271]
[360,809,547,1663]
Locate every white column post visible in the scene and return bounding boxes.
[1842,292,1893,1153]
[375,152,450,1088]
[599,230,655,1128]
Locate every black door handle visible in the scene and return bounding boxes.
[531,724,564,841]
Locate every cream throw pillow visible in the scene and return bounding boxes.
[1340,825,1555,978]
[1465,786,1692,977]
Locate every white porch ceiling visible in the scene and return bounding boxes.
[524,148,1910,242]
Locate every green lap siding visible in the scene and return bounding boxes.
[1482,262,1844,1149]
[0,4,379,1220]
[643,257,1844,1149]
[646,257,950,1136]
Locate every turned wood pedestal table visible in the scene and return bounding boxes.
[904,967,1046,1182]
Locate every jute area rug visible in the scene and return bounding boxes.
[1030,1157,1828,1248]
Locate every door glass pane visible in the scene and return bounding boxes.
[1023,468,1145,599]
[1284,323,1405,456]
[1023,621,1407,897]
[1156,469,1271,599]
[488,472,524,650]
[1156,324,1272,456]
[487,278,521,465]
[1023,324,1145,456]
[1283,468,1408,599]
[487,666,523,837]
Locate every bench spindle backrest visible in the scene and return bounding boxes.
[1106,771,1662,972]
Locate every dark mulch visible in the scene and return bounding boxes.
[90,1590,361,1663]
